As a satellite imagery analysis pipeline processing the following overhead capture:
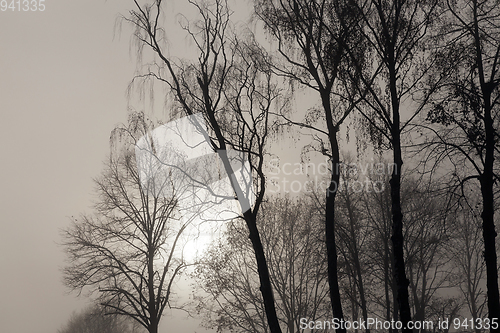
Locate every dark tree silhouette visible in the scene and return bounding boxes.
[362,170,398,331]
[62,114,191,333]
[253,2,366,329]
[125,1,282,331]
[335,156,371,332]
[342,1,445,330]
[194,196,330,333]
[423,0,500,326]
[401,179,457,330]
[449,197,487,333]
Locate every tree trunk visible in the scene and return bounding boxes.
[390,141,413,333]
[470,286,482,333]
[148,321,158,333]
[388,71,413,330]
[320,85,347,331]
[384,242,394,333]
[345,191,369,333]
[148,247,159,333]
[481,95,500,330]
[216,146,281,333]
[472,0,500,325]
[392,250,399,324]
[243,210,282,333]
[325,134,346,333]
[387,39,413,329]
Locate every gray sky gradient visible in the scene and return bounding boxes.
[0,1,217,332]
[0,1,333,332]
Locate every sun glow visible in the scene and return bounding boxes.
[182,232,214,262]
[136,114,253,264]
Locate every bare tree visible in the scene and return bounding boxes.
[401,179,456,331]
[423,0,500,325]
[335,156,372,332]
[193,196,330,333]
[58,304,144,333]
[125,1,282,331]
[449,197,487,333]
[341,0,446,330]
[358,163,459,333]
[253,1,367,329]
[362,169,398,331]
[62,113,192,333]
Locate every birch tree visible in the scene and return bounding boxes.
[343,1,445,330]
[125,1,282,331]
[253,2,366,329]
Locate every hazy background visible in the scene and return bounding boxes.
[0,1,217,332]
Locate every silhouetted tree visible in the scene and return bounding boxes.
[125,1,281,331]
[401,179,455,331]
[62,113,192,333]
[423,0,500,325]
[193,196,330,333]
[449,197,486,333]
[343,1,445,330]
[362,169,398,331]
[336,156,371,331]
[253,2,367,329]
[58,304,144,333]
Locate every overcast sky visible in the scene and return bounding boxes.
[0,0,340,331]
[0,1,220,332]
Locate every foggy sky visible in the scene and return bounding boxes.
[0,1,216,332]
